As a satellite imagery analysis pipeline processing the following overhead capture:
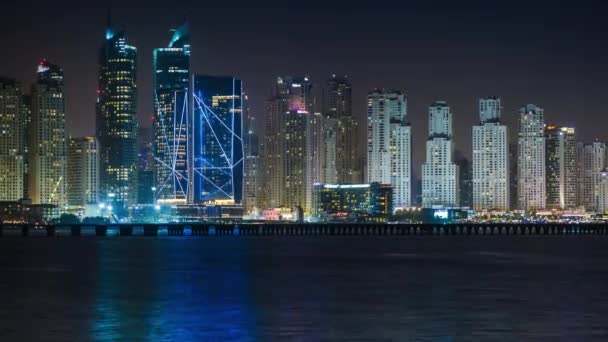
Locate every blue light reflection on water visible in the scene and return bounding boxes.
[1,237,608,340]
[92,237,257,341]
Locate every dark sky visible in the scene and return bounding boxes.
[2,2,608,176]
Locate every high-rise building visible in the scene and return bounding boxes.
[367,89,411,208]
[422,101,459,207]
[596,170,608,213]
[67,137,99,207]
[592,142,606,211]
[508,142,518,210]
[243,97,261,214]
[577,141,607,211]
[243,123,262,214]
[325,75,359,184]
[321,118,338,184]
[96,16,138,215]
[545,125,576,209]
[192,75,244,205]
[136,128,155,205]
[29,60,67,210]
[576,142,603,210]
[455,150,473,208]
[472,97,508,211]
[263,76,320,212]
[0,78,25,201]
[517,104,545,210]
[21,95,31,199]
[153,22,190,204]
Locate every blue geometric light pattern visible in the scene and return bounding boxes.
[192,76,243,203]
[153,89,191,202]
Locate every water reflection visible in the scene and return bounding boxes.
[92,238,256,341]
[1,237,608,340]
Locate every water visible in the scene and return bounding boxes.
[0,237,607,341]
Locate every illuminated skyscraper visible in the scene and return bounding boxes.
[577,141,605,211]
[472,97,509,211]
[0,78,25,201]
[509,142,518,210]
[29,60,67,209]
[422,101,459,207]
[67,137,99,208]
[263,76,319,212]
[153,22,191,204]
[192,75,243,205]
[324,75,359,184]
[517,104,545,210]
[545,125,576,209]
[96,16,138,215]
[597,170,608,213]
[367,90,411,208]
[243,96,261,214]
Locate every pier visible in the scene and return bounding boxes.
[1,223,608,237]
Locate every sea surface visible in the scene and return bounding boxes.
[0,236,607,341]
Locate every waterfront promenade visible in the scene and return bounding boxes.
[1,223,608,237]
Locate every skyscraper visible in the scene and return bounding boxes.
[21,95,31,200]
[545,125,576,209]
[517,104,546,210]
[508,142,518,210]
[29,60,67,209]
[472,97,509,211]
[0,78,25,201]
[192,75,244,205]
[592,142,606,211]
[577,141,606,211]
[153,22,191,204]
[455,150,473,208]
[596,170,608,214]
[325,75,359,184]
[422,101,459,207]
[243,96,261,214]
[96,16,138,215]
[67,137,99,208]
[263,76,319,212]
[367,89,411,208]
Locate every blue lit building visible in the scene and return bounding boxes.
[152,22,191,204]
[96,15,138,216]
[192,75,244,204]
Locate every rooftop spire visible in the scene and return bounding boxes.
[105,8,114,40]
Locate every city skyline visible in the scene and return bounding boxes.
[1,4,607,171]
[3,5,608,220]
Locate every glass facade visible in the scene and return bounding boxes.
[192,75,243,204]
[96,23,138,216]
[152,22,191,204]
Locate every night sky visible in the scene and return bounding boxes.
[2,2,607,177]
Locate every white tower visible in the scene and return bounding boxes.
[422,101,459,207]
[517,104,545,210]
[367,90,411,208]
[472,97,509,211]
